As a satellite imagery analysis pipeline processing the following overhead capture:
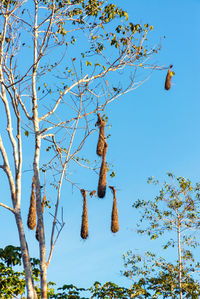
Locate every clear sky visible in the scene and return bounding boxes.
[1,0,200,292]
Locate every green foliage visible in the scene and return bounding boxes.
[24,130,29,137]
[89,281,132,298]
[124,174,200,298]
[0,246,25,298]
[0,262,25,298]
[86,60,92,66]
[0,245,22,267]
[123,251,200,298]
[43,0,156,67]
[50,284,86,298]
[110,171,115,178]
[51,281,133,298]
[133,173,200,240]
[0,246,56,298]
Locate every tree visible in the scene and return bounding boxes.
[52,281,132,299]
[0,245,56,298]
[0,245,142,298]
[123,173,200,298]
[0,0,161,297]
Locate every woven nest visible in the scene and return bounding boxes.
[98,142,108,198]
[165,66,174,90]
[80,189,88,239]
[109,186,119,233]
[27,177,36,230]
[96,113,105,157]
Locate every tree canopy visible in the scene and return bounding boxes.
[0,0,163,297]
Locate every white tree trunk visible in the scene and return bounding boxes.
[32,2,47,297]
[15,211,37,298]
[33,142,48,298]
[177,219,183,299]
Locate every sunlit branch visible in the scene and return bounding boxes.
[0,135,16,203]
[0,202,15,213]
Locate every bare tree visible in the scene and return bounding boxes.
[0,0,163,297]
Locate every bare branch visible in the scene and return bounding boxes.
[0,202,15,213]
[0,135,16,203]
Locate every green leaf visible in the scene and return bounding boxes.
[110,171,115,178]
[86,60,92,66]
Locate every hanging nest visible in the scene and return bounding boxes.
[109,186,119,233]
[27,177,37,230]
[165,65,174,90]
[80,189,88,239]
[35,195,46,242]
[98,142,108,198]
[96,113,106,157]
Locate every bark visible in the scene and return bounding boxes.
[33,87,47,299]
[32,57,47,299]
[15,120,37,297]
[36,196,46,242]
[15,211,37,299]
[32,1,47,297]
[0,14,37,298]
[177,218,183,299]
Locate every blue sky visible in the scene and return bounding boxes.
[1,0,200,292]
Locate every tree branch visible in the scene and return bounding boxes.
[0,202,15,213]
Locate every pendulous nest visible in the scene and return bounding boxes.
[109,186,119,233]
[27,177,36,230]
[96,113,106,157]
[165,65,174,90]
[98,142,108,198]
[80,189,88,239]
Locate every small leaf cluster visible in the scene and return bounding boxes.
[100,4,128,23]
